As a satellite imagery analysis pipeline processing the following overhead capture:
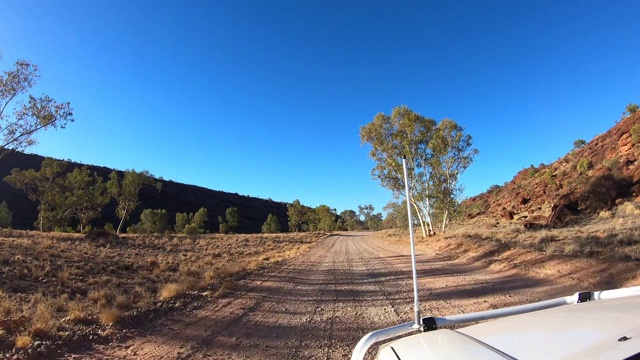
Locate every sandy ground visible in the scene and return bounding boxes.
[67,232,639,359]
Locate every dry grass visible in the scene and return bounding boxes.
[158,283,185,301]
[14,334,31,349]
[98,308,122,326]
[0,230,325,352]
[445,200,640,262]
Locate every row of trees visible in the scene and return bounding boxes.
[287,200,384,232]
[4,158,160,233]
[360,105,478,237]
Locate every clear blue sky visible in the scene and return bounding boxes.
[2,0,639,215]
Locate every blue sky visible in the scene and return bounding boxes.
[1,0,639,215]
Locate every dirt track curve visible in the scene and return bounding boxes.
[77,232,571,359]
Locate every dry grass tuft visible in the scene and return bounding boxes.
[98,308,121,326]
[67,301,90,323]
[158,283,185,301]
[14,334,31,349]
[29,302,58,338]
[617,201,640,216]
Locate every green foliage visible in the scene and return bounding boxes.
[287,199,309,232]
[314,205,338,232]
[624,102,639,117]
[191,207,208,233]
[0,56,74,158]
[137,209,169,234]
[175,212,191,233]
[175,207,208,234]
[544,169,555,184]
[107,170,160,234]
[573,139,586,150]
[261,213,281,233]
[357,204,382,230]
[63,166,110,233]
[104,222,115,233]
[4,158,68,231]
[0,201,12,228]
[339,209,362,231]
[526,165,537,178]
[631,124,640,144]
[487,184,502,193]
[360,106,477,235]
[219,223,229,234]
[576,158,592,174]
[382,201,408,230]
[5,158,109,232]
[225,207,239,232]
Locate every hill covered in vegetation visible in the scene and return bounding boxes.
[463,109,640,228]
[0,151,289,233]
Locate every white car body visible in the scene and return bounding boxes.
[353,286,640,360]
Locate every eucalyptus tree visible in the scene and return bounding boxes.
[339,209,360,231]
[225,207,240,232]
[63,166,109,233]
[360,106,477,236]
[107,170,160,234]
[360,106,437,237]
[429,118,478,232]
[4,158,68,231]
[315,205,338,232]
[287,199,308,232]
[0,56,73,158]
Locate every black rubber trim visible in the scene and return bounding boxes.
[577,292,592,303]
[421,317,438,332]
[390,346,401,360]
[623,352,640,360]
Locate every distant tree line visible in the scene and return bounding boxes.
[286,199,385,232]
[3,159,414,235]
[1,158,293,235]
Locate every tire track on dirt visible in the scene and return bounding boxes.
[86,237,339,359]
[75,232,562,360]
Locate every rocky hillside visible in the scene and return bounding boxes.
[464,111,640,228]
[0,151,289,233]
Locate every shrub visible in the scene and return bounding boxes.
[573,139,586,150]
[625,102,639,116]
[0,201,11,228]
[576,158,592,174]
[631,124,640,144]
[262,214,281,233]
[137,209,169,234]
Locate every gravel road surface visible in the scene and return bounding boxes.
[81,232,568,359]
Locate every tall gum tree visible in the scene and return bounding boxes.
[360,106,477,236]
[429,118,478,232]
[360,106,437,237]
[0,56,74,158]
[107,170,160,234]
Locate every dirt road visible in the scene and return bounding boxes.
[80,232,573,359]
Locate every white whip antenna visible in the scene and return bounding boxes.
[402,157,421,329]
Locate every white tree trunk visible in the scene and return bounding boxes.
[441,209,448,233]
[410,201,427,238]
[116,204,129,235]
